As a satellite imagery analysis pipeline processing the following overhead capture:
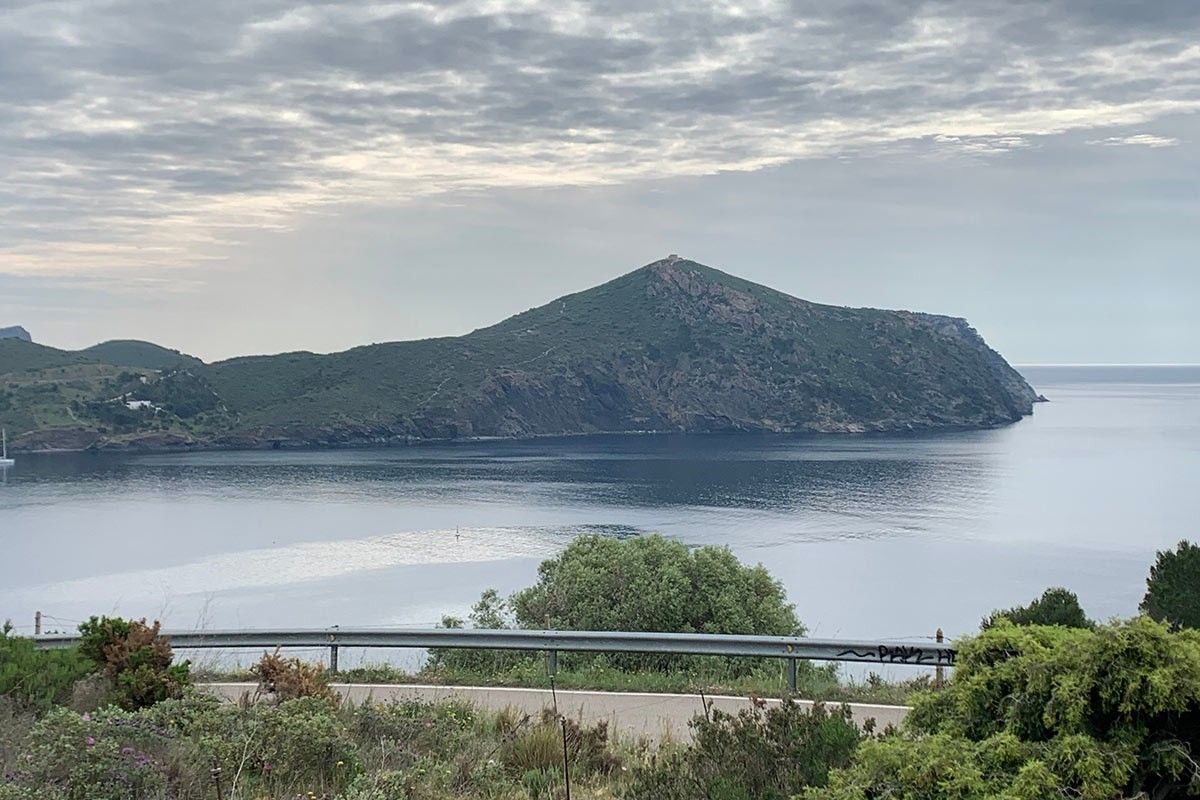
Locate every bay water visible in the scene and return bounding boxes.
[2,365,1197,668]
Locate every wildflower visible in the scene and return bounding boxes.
[86,736,96,746]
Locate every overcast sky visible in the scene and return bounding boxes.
[1,0,1197,364]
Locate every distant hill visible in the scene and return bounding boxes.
[0,325,31,341]
[0,339,94,374]
[79,340,203,370]
[1,257,1040,452]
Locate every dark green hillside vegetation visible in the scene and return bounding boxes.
[2,257,1039,452]
[78,340,202,370]
[0,339,93,374]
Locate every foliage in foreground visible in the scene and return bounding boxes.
[0,690,633,800]
[1142,539,1200,630]
[627,698,862,800]
[810,617,1200,800]
[77,617,191,711]
[250,647,336,704]
[981,586,1092,630]
[0,624,93,714]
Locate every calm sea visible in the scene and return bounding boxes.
[2,365,1197,662]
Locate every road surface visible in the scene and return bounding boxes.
[203,682,909,739]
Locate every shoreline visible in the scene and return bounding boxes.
[9,415,1035,457]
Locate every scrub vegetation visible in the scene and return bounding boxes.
[3,539,1198,799]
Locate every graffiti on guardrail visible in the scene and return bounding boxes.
[836,645,955,666]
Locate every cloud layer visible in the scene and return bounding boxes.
[2,0,1197,276]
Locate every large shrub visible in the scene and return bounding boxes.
[627,699,861,800]
[77,617,190,710]
[981,587,1092,630]
[1142,540,1200,629]
[0,625,93,713]
[809,617,1200,800]
[433,534,802,674]
[512,534,800,636]
[250,647,337,704]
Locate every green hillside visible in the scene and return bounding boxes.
[79,340,203,370]
[2,257,1040,451]
[0,339,94,375]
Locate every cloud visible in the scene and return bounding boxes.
[1087,134,1182,148]
[0,0,1198,276]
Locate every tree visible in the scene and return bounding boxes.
[435,534,802,674]
[511,534,801,637]
[1142,540,1200,629]
[808,618,1200,800]
[981,587,1092,630]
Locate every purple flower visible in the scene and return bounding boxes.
[86,736,96,746]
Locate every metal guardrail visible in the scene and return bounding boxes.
[34,628,955,690]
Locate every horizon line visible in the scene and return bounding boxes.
[1015,363,1200,368]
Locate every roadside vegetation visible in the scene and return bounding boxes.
[3,537,1199,799]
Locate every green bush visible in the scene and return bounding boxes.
[349,699,477,772]
[16,707,171,800]
[1142,540,1200,629]
[809,618,1200,800]
[0,628,93,713]
[626,699,861,800]
[77,616,190,710]
[981,587,1092,630]
[513,534,800,637]
[435,534,802,674]
[257,697,361,790]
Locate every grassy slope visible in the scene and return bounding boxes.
[79,339,203,370]
[0,339,94,374]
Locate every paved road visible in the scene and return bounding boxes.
[204,682,909,740]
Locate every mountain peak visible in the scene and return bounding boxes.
[0,325,31,342]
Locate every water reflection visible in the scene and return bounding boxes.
[2,367,1198,645]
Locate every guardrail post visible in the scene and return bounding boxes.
[326,627,340,675]
[787,657,798,692]
[935,628,944,688]
[545,648,558,678]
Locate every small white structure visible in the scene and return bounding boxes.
[0,428,13,467]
